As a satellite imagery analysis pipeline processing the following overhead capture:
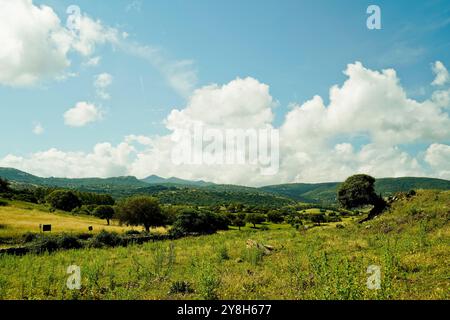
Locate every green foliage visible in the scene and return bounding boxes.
[0,178,10,193]
[89,230,123,248]
[171,208,229,235]
[245,212,265,228]
[267,210,284,223]
[46,190,82,212]
[117,196,165,232]
[93,205,115,225]
[337,174,379,209]
[169,280,194,295]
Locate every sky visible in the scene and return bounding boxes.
[0,0,449,186]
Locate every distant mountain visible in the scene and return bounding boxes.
[2,167,449,205]
[0,167,148,190]
[260,177,450,204]
[141,175,214,187]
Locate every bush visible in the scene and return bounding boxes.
[28,237,59,254]
[88,230,123,248]
[169,281,195,295]
[124,229,141,236]
[22,232,39,243]
[57,234,82,249]
[0,199,8,207]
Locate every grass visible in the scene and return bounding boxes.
[0,200,164,243]
[0,190,448,300]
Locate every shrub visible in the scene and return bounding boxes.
[89,230,123,248]
[217,246,230,261]
[0,199,8,207]
[28,237,59,254]
[22,232,39,243]
[57,234,82,249]
[169,281,195,295]
[124,229,141,236]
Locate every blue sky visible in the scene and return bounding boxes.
[0,0,449,184]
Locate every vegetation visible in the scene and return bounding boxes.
[46,190,82,212]
[93,205,115,225]
[117,196,165,232]
[0,189,447,300]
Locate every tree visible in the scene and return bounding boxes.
[93,205,115,225]
[245,212,265,228]
[171,208,228,235]
[46,190,82,212]
[0,178,10,193]
[337,174,387,221]
[232,217,246,230]
[267,210,284,224]
[117,196,165,232]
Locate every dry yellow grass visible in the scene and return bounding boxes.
[0,204,153,239]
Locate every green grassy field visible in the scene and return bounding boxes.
[0,190,448,300]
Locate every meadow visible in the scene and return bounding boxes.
[0,190,448,300]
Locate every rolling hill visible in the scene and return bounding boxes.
[1,167,450,205]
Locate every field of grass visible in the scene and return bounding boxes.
[0,200,154,244]
[0,190,448,300]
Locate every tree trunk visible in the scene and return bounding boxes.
[107,219,110,226]
[144,225,150,233]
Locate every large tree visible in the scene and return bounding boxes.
[93,205,115,225]
[117,196,165,232]
[46,190,82,212]
[337,174,386,221]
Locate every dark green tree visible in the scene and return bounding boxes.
[245,212,265,228]
[117,196,165,232]
[46,190,82,212]
[337,174,387,221]
[267,210,284,223]
[93,205,115,225]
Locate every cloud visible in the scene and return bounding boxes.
[121,42,197,98]
[431,61,449,86]
[425,143,450,179]
[3,62,450,185]
[0,0,117,87]
[94,73,113,99]
[0,0,71,86]
[83,56,101,67]
[64,102,103,127]
[32,122,44,135]
[0,143,133,178]
[125,1,142,13]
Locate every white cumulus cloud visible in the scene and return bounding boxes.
[64,102,103,127]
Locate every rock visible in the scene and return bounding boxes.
[235,258,243,263]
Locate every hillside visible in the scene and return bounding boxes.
[2,167,450,205]
[260,177,450,203]
[0,189,448,299]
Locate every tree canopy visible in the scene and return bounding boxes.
[117,196,165,232]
